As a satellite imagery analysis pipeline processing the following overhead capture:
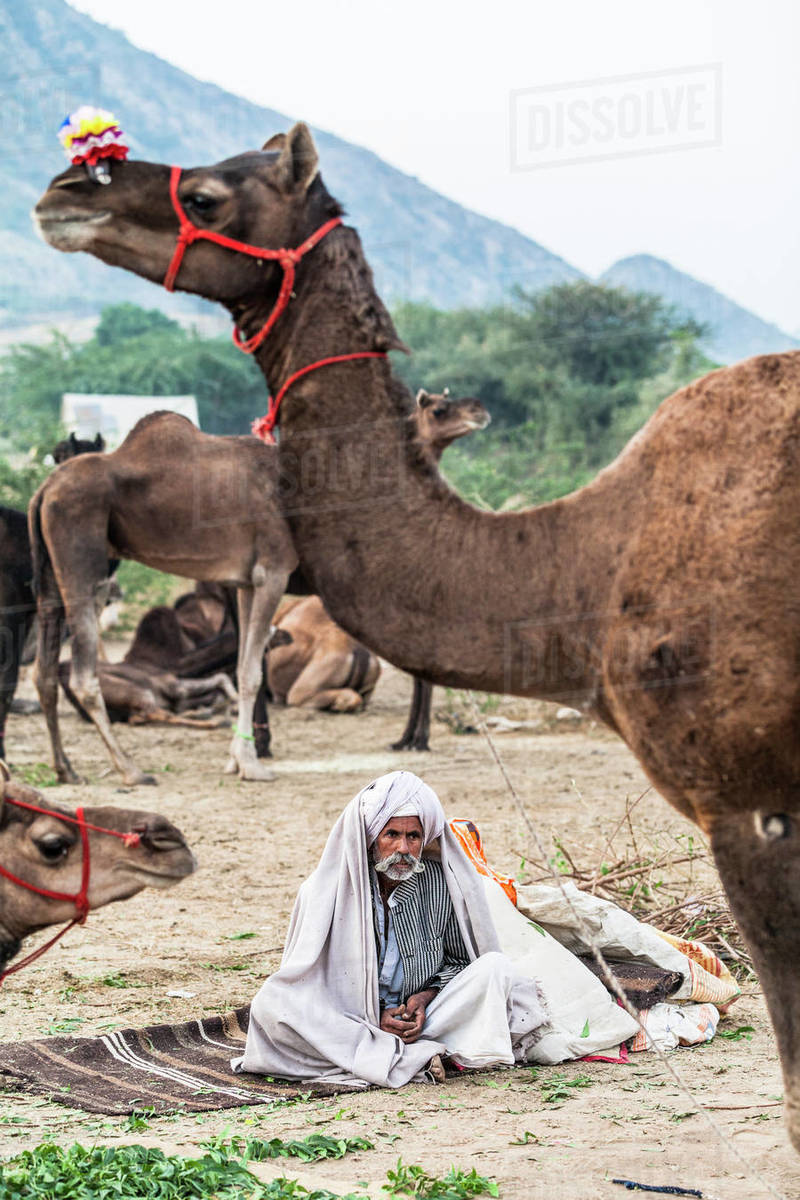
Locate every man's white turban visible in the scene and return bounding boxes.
[360,770,444,846]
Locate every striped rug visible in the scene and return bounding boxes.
[0,1006,341,1114]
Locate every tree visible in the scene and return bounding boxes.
[94,303,182,346]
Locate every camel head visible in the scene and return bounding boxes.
[414,389,491,456]
[33,123,338,305]
[0,772,195,964]
[53,431,105,463]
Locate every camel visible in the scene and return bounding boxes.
[1,439,115,761]
[34,126,800,1150]
[53,432,105,463]
[0,507,34,762]
[395,388,490,749]
[0,766,195,975]
[270,595,379,710]
[58,659,237,727]
[270,390,489,721]
[28,413,297,785]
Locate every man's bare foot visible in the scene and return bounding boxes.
[425,1054,445,1083]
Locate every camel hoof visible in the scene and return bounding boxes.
[125,772,158,787]
[223,756,238,775]
[238,762,277,782]
[57,766,83,784]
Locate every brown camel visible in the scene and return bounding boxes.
[28,413,297,785]
[34,127,800,1149]
[58,658,237,727]
[394,388,490,748]
[0,767,195,973]
[270,595,380,710]
[270,391,489,719]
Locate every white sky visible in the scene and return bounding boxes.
[68,0,800,333]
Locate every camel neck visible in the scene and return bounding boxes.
[246,225,626,711]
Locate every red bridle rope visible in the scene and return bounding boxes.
[162,166,386,442]
[0,797,141,985]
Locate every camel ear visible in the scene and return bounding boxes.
[262,132,287,152]
[416,389,433,410]
[271,123,319,192]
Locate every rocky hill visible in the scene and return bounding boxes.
[0,0,580,329]
[601,254,799,365]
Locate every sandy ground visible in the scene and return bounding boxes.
[1,654,797,1200]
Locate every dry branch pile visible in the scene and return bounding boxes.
[515,787,755,981]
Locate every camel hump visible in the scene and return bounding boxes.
[117,410,202,450]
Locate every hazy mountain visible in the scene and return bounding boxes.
[601,254,800,365]
[1,0,794,370]
[0,0,581,329]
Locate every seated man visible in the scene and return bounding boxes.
[233,770,548,1088]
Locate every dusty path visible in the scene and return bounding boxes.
[0,657,796,1199]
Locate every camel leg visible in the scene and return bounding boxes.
[286,658,364,712]
[392,677,432,751]
[226,572,286,781]
[0,607,32,761]
[130,708,231,729]
[252,666,272,759]
[32,582,77,783]
[66,600,157,787]
[163,673,238,705]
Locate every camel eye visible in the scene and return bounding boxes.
[35,835,71,862]
[185,193,217,215]
[757,813,792,841]
[433,406,447,418]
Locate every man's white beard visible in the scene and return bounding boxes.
[373,850,425,881]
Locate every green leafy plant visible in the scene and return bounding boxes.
[716,1025,755,1041]
[539,1072,593,1104]
[0,1143,364,1200]
[205,1133,373,1163]
[14,763,58,788]
[383,1160,498,1198]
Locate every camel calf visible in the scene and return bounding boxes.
[0,768,195,974]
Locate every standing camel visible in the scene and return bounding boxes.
[270,390,490,724]
[34,126,800,1150]
[394,388,490,748]
[29,413,296,785]
[0,768,195,975]
[1,437,115,762]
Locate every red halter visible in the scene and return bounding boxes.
[162,165,387,441]
[163,165,343,353]
[0,797,141,984]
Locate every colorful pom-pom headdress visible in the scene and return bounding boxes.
[58,106,128,184]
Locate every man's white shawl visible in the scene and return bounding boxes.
[232,771,508,1087]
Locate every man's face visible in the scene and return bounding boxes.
[373,816,424,883]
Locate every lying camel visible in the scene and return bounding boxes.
[269,595,380,710]
[0,766,195,976]
[29,412,296,785]
[58,659,237,727]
